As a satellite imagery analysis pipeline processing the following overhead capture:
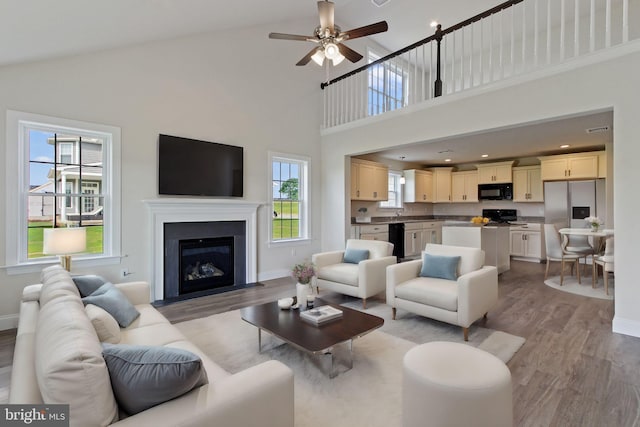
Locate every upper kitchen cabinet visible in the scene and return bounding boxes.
[351,158,388,201]
[451,171,479,202]
[432,167,453,203]
[476,161,514,184]
[404,169,433,203]
[512,166,543,202]
[539,152,600,181]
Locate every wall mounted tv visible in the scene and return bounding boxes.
[158,134,243,197]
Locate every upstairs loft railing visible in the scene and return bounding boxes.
[322,0,635,129]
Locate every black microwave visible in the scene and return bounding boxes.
[478,183,513,200]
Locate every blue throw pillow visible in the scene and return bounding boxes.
[72,274,108,297]
[419,253,461,281]
[102,344,208,415]
[82,282,140,327]
[344,248,370,264]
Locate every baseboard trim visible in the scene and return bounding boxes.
[258,269,290,282]
[0,314,19,331]
[612,316,640,338]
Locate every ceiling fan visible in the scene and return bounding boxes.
[269,0,388,66]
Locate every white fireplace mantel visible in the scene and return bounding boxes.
[143,198,261,301]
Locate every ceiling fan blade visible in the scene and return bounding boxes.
[318,0,335,31]
[341,21,388,40]
[269,32,315,42]
[296,48,318,66]
[338,43,364,63]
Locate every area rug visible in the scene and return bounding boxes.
[544,275,613,300]
[175,306,525,427]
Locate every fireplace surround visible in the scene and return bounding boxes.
[143,199,259,302]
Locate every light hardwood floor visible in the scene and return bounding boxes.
[1,260,638,426]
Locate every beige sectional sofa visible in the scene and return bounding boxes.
[10,265,294,427]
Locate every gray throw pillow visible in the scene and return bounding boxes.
[419,253,461,281]
[72,274,108,297]
[82,282,140,327]
[344,248,370,264]
[102,344,208,415]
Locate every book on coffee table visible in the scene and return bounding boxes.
[300,305,343,325]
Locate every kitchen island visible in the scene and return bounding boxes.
[441,223,510,273]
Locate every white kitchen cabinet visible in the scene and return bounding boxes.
[356,224,389,241]
[404,169,433,203]
[404,221,442,258]
[431,167,453,203]
[512,166,543,202]
[509,224,544,262]
[476,161,514,184]
[539,153,599,181]
[351,159,388,201]
[451,171,479,202]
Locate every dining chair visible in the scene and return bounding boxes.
[592,237,614,295]
[563,234,595,275]
[544,224,582,285]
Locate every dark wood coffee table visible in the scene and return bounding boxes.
[240,298,384,377]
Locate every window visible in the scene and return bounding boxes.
[368,51,408,116]
[5,111,121,273]
[379,171,403,209]
[269,152,310,243]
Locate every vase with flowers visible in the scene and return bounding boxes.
[292,261,316,307]
[585,216,603,232]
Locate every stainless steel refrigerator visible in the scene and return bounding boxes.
[544,179,606,227]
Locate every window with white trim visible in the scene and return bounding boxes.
[368,51,408,116]
[5,111,121,272]
[379,171,403,209]
[269,152,310,243]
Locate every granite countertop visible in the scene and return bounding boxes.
[352,216,544,226]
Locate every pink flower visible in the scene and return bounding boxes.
[291,261,316,285]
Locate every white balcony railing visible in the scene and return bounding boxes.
[322,0,636,129]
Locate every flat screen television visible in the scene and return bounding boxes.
[158,134,243,197]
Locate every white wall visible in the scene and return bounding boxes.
[320,42,640,337]
[0,19,326,327]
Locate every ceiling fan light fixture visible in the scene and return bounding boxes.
[311,48,325,66]
[324,42,340,60]
[331,52,345,65]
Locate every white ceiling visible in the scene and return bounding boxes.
[0,1,614,161]
[0,0,498,67]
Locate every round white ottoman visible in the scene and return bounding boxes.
[403,341,512,427]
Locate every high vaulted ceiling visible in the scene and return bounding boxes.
[0,0,498,67]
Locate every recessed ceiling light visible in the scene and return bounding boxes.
[481,154,489,158]
[560,144,570,148]
[445,158,452,162]
[430,20,439,28]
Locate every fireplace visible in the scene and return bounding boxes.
[179,237,234,295]
[144,199,259,302]
[163,220,247,300]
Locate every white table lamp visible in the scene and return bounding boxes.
[43,227,87,271]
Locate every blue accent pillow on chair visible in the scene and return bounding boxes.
[419,253,461,281]
[344,248,370,264]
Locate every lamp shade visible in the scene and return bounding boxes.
[324,42,340,60]
[311,48,325,66]
[43,228,87,255]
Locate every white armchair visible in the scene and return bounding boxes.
[386,244,498,341]
[312,239,396,309]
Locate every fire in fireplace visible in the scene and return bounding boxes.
[179,237,234,295]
